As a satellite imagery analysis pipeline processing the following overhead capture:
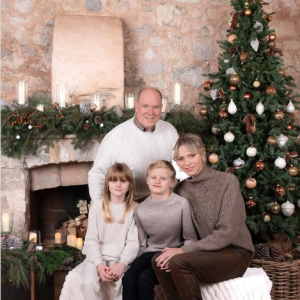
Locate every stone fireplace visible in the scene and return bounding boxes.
[1,136,100,240]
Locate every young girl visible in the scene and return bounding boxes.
[122,160,197,300]
[80,163,139,300]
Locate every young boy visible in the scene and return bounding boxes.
[122,160,197,300]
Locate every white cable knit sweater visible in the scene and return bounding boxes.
[88,117,179,201]
[82,201,139,267]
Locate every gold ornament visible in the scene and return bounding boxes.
[275,184,285,197]
[288,165,298,176]
[246,197,257,208]
[244,8,252,16]
[263,213,271,222]
[279,68,285,76]
[208,153,219,164]
[239,52,249,62]
[219,110,228,119]
[230,74,240,85]
[270,202,281,214]
[253,79,261,88]
[268,40,276,48]
[267,136,277,145]
[256,160,265,171]
[228,34,237,44]
[200,106,208,116]
[246,177,257,189]
[266,85,276,95]
[273,110,284,120]
[269,33,276,41]
[203,81,212,91]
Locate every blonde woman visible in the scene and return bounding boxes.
[153,134,254,300]
[80,163,139,300]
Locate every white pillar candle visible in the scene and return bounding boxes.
[17,81,26,105]
[174,82,182,105]
[36,104,44,112]
[67,235,71,246]
[56,84,69,108]
[162,98,167,112]
[76,238,83,250]
[55,232,61,244]
[70,234,77,247]
[29,232,37,243]
[2,213,10,232]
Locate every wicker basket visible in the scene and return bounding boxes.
[251,259,300,300]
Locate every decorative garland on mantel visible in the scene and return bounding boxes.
[1,97,208,159]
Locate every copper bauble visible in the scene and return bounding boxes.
[269,33,276,41]
[275,184,285,197]
[288,183,296,191]
[262,11,268,20]
[279,68,285,76]
[219,110,228,119]
[266,86,276,95]
[208,153,219,164]
[286,123,293,130]
[229,74,240,85]
[229,85,237,91]
[200,106,208,116]
[203,81,212,91]
[268,15,272,22]
[260,0,264,4]
[244,92,251,99]
[267,136,277,145]
[268,40,276,48]
[246,197,257,208]
[253,79,261,88]
[228,34,237,44]
[246,177,257,189]
[288,165,298,176]
[273,110,284,120]
[239,52,249,62]
[256,160,265,171]
[263,213,271,222]
[271,202,281,214]
[244,8,252,16]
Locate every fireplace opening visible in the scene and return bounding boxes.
[30,185,91,245]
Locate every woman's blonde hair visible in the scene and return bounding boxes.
[147,160,176,180]
[173,133,207,164]
[102,163,134,224]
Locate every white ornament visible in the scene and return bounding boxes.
[276,134,288,148]
[9,247,15,250]
[224,131,235,143]
[233,157,245,168]
[246,146,257,157]
[224,59,230,63]
[253,22,263,32]
[226,67,236,75]
[256,101,265,115]
[100,123,104,128]
[85,120,89,124]
[281,201,295,217]
[211,126,220,134]
[16,135,20,139]
[28,124,32,130]
[274,157,286,169]
[228,99,237,114]
[250,38,259,52]
[286,100,295,113]
[210,89,218,100]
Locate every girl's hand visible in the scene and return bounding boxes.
[106,262,126,281]
[97,263,112,282]
[156,247,183,270]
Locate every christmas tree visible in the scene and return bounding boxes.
[200,0,300,246]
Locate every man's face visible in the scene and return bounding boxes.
[135,89,162,131]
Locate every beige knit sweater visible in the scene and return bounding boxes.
[174,166,255,254]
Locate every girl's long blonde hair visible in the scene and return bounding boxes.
[102,163,134,224]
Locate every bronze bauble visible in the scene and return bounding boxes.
[244,92,251,99]
[200,106,208,116]
[229,85,237,91]
[228,34,237,44]
[268,40,276,48]
[267,136,277,145]
[286,123,293,130]
[253,79,261,88]
[262,11,268,20]
[239,52,249,62]
[203,81,212,91]
[208,153,219,164]
[256,160,265,171]
[246,177,257,189]
[268,15,272,22]
[279,68,285,76]
[271,202,281,214]
[244,8,252,16]
[275,184,285,197]
[269,33,276,41]
[273,110,284,120]
[266,86,276,95]
[219,110,228,119]
[246,197,257,208]
[288,165,298,176]
[229,74,240,85]
[263,213,271,222]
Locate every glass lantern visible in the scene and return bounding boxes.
[125,93,135,109]
[1,212,13,235]
[92,92,104,110]
[29,230,41,244]
[56,84,69,108]
[16,81,28,106]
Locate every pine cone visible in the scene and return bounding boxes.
[1,236,7,249]
[269,244,285,262]
[61,257,74,265]
[6,237,15,248]
[83,123,90,131]
[79,103,91,117]
[253,243,270,260]
[12,237,23,249]
[292,248,300,261]
[94,115,102,124]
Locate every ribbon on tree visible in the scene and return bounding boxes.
[285,151,298,162]
[218,88,225,98]
[269,48,283,56]
[243,114,256,134]
[230,11,242,32]
[226,46,239,55]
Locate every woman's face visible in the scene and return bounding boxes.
[176,145,204,178]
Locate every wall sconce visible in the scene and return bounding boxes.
[29,230,41,244]
[173,82,183,106]
[16,81,28,106]
[125,93,135,109]
[1,212,13,234]
[56,84,69,108]
[92,92,104,110]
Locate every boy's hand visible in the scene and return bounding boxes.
[97,263,113,282]
[106,262,126,281]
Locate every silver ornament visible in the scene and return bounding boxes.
[233,157,245,168]
[246,146,257,157]
[100,123,104,128]
[228,99,237,114]
[286,100,295,114]
[274,157,286,169]
[28,125,32,130]
[256,101,264,115]
[85,120,89,124]
[224,131,235,143]
[281,201,295,217]
[276,134,288,148]
[16,135,20,140]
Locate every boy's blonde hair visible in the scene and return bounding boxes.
[147,160,176,180]
[102,163,134,224]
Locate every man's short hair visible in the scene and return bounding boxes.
[136,87,162,103]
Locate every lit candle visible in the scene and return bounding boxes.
[76,238,83,250]
[174,82,182,105]
[126,94,135,109]
[60,85,66,108]
[70,234,77,247]
[55,232,61,244]
[36,104,44,112]
[29,232,37,243]
[2,213,10,232]
[67,235,71,246]
[162,98,167,113]
[93,93,103,109]
[17,81,26,105]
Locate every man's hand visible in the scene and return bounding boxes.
[156,248,183,271]
[106,262,126,281]
[97,263,113,282]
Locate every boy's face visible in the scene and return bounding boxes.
[147,168,175,197]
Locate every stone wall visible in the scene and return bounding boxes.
[1,0,300,105]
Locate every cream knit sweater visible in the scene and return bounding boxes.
[88,117,179,201]
[82,201,139,267]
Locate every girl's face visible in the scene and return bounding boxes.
[176,145,204,178]
[108,178,130,199]
[147,168,175,196]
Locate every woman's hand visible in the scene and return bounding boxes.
[106,262,126,281]
[97,263,112,282]
[156,247,183,271]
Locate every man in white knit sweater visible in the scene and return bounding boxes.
[88,87,179,202]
